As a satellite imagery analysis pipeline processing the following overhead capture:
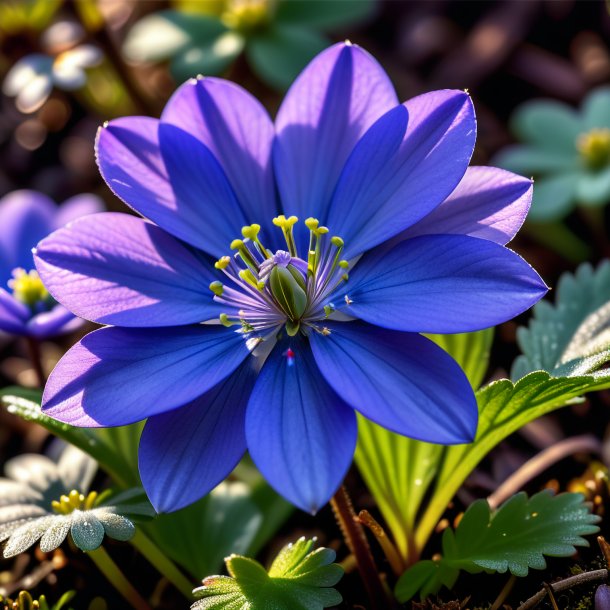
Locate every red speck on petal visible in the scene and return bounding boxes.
[286,348,295,359]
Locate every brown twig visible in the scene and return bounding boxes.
[25,336,45,388]
[516,569,608,610]
[488,435,602,509]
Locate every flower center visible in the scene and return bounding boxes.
[577,128,610,170]
[221,0,273,32]
[51,490,98,514]
[210,216,348,337]
[8,268,50,309]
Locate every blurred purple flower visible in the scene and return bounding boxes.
[35,43,547,513]
[0,190,103,338]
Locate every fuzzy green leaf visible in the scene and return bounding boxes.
[513,261,610,380]
[396,491,600,601]
[192,537,343,610]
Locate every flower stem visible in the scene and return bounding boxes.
[330,486,395,610]
[88,546,153,610]
[25,337,45,387]
[130,529,193,599]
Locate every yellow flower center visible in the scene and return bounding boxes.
[51,490,98,514]
[221,0,273,32]
[577,128,610,170]
[8,269,49,307]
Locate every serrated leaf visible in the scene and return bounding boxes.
[192,537,343,610]
[513,261,610,379]
[396,491,600,601]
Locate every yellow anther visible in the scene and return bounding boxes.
[84,491,98,510]
[305,218,320,231]
[209,281,224,296]
[239,268,259,289]
[331,236,344,248]
[317,226,329,235]
[230,239,244,250]
[215,256,231,270]
[69,490,82,508]
[339,260,349,269]
[220,313,233,327]
[241,224,261,240]
[273,214,298,228]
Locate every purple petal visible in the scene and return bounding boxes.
[54,194,105,228]
[158,123,247,256]
[328,90,476,258]
[96,117,241,257]
[399,166,532,245]
[273,42,398,225]
[140,359,257,513]
[42,325,250,427]
[35,212,221,327]
[309,322,477,444]
[27,305,80,339]
[161,77,278,222]
[0,190,56,282]
[0,289,29,335]
[246,338,357,513]
[337,234,547,333]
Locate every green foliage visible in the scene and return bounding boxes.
[0,388,142,488]
[513,261,610,379]
[396,491,600,601]
[0,389,292,579]
[192,537,343,610]
[146,480,292,579]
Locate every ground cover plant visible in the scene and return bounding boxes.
[1,1,610,609]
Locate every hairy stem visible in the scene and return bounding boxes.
[330,486,395,610]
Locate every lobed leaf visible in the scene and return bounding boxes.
[396,491,600,601]
[192,537,343,610]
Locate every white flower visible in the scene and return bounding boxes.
[0,445,154,557]
[3,20,102,113]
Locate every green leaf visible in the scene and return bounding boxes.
[192,537,343,610]
[246,24,329,90]
[146,480,292,579]
[0,388,143,489]
[396,491,600,601]
[512,261,610,379]
[354,329,493,560]
[276,0,376,31]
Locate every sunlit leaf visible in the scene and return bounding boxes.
[396,491,600,601]
[192,537,343,609]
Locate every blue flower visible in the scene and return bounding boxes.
[34,43,547,514]
[0,190,103,339]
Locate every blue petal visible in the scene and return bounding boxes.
[96,117,243,258]
[273,42,398,229]
[42,325,250,427]
[35,212,221,327]
[27,305,80,339]
[140,359,257,513]
[0,190,56,283]
[328,90,476,258]
[158,123,248,257]
[309,322,477,444]
[161,77,278,223]
[246,338,357,513]
[0,289,29,335]
[337,234,547,333]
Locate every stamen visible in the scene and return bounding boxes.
[273,215,298,256]
[209,281,224,296]
[231,239,260,272]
